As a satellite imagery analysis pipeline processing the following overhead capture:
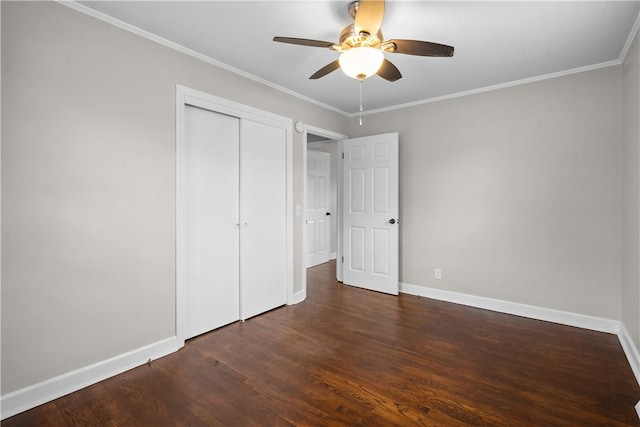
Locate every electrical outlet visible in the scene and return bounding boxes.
[435,268,442,279]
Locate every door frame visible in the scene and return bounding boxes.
[301,125,347,301]
[176,84,293,342]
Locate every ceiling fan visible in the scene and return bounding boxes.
[273,0,454,82]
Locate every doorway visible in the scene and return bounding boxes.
[302,125,347,300]
[306,149,332,268]
[302,126,400,299]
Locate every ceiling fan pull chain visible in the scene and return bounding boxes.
[359,79,363,126]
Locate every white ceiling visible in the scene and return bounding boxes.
[76,1,640,115]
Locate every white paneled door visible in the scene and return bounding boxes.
[306,150,331,268]
[342,133,399,295]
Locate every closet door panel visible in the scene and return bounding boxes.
[183,106,240,338]
[239,119,287,320]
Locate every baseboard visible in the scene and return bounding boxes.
[330,252,337,260]
[292,289,306,305]
[617,325,640,421]
[618,323,640,385]
[399,282,620,334]
[1,336,184,420]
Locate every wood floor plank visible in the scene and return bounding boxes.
[3,260,640,426]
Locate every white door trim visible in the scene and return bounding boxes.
[176,84,293,342]
[301,125,347,301]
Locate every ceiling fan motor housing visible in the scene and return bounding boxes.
[337,24,383,50]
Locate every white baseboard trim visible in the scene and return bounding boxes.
[399,282,620,334]
[1,336,184,420]
[618,323,640,386]
[618,326,640,420]
[291,289,306,305]
[330,252,337,260]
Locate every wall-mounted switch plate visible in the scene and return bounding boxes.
[435,268,442,279]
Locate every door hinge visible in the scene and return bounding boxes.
[341,256,344,263]
[342,152,344,159]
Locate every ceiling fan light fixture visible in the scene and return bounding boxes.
[338,47,384,81]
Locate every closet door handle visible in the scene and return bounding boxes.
[234,223,240,229]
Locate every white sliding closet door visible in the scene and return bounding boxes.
[178,86,292,341]
[183,105,240,338]
[239,119,287,320]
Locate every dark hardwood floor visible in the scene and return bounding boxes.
[5,260,640,426]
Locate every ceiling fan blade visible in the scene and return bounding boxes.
[354,0,385,36]
[309,60,341,79]
[387,39,454,57]
[273,37,335,48]
[377,58,402,82]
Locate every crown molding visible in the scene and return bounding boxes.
[57,1,640,119]
[355,60,621,117]
[56,1,350,117]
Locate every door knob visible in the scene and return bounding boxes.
[389,219,396,224]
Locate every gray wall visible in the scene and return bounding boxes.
[1,1,347,394]
[622,30,640,349]
[349,67,622,320]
